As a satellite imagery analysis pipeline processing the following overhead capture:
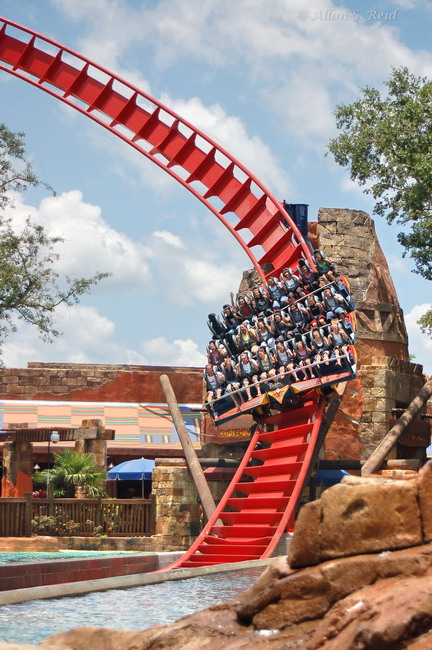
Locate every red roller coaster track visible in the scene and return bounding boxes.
[0,17,329,566]
[0,17,315,281]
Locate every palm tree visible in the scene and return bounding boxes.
[50,449,106,498]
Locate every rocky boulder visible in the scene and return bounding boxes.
[288,472,425,568]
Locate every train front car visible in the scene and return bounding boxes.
[204,253,356,427]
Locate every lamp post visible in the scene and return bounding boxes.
[46,431,60,493]
[0,430,7,487]
[106,457,115,497]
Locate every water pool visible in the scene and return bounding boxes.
[0,550,146,564]
[0,568,263,645]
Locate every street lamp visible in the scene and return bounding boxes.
[46,431,60,492]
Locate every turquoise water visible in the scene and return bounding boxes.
[0,568,262,645]
[0,550,146,564]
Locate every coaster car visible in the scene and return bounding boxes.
[208,349,356,426]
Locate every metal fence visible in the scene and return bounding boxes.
[0,494,156,537]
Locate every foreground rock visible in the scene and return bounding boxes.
[288,472,427,568]
[2,463,432,649]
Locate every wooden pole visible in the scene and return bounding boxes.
[362,377,432,476]
[24,492,33,537]
[159,374,217,521]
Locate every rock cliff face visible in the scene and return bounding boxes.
[317,208,402,310]
[316,208,426,460]
[3,463,432,649]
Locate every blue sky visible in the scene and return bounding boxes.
[0,0,431,375]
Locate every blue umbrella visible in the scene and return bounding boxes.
[107,458,155,481]
[315,469,350,487]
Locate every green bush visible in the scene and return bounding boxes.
[31,515,80,536]
[31,515,105,536]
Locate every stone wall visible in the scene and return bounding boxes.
[151,460,234,551]
[316,208,426,460]
[0,363,202,403]
[151,461,201,551]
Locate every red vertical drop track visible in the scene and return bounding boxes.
[0,17,329,565]
[169,395,325,566]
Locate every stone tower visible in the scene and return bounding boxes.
[315,208,426,460]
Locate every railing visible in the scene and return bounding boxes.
[0,497,33,537]
[207,351,355,415]
[0,494,156,537]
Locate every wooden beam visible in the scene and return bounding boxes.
[160,374,217,521]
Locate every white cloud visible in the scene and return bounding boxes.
[339,176,376,204]
[140,336,206,366]
[51,0,154,92]
[387,253,412,275]
[50,0,432,154]
[2,304,206,368]
[5,185,245,329]
[2,304,123,367]
[339,176,364,197]
[270,71,336,149]
[50,0,293,196]
[161,95,292,196]
[392,0,426,8]
[6,190,153,290]
[405,303,432,376]
[86,126,181,195]
[153,230,184,248]
[147,228,245,306]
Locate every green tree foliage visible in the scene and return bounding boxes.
[50,448,106,497]
[327,67,432,333]
[418,311,432,338]
[0,123,110,351]
[0,123,44,208]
